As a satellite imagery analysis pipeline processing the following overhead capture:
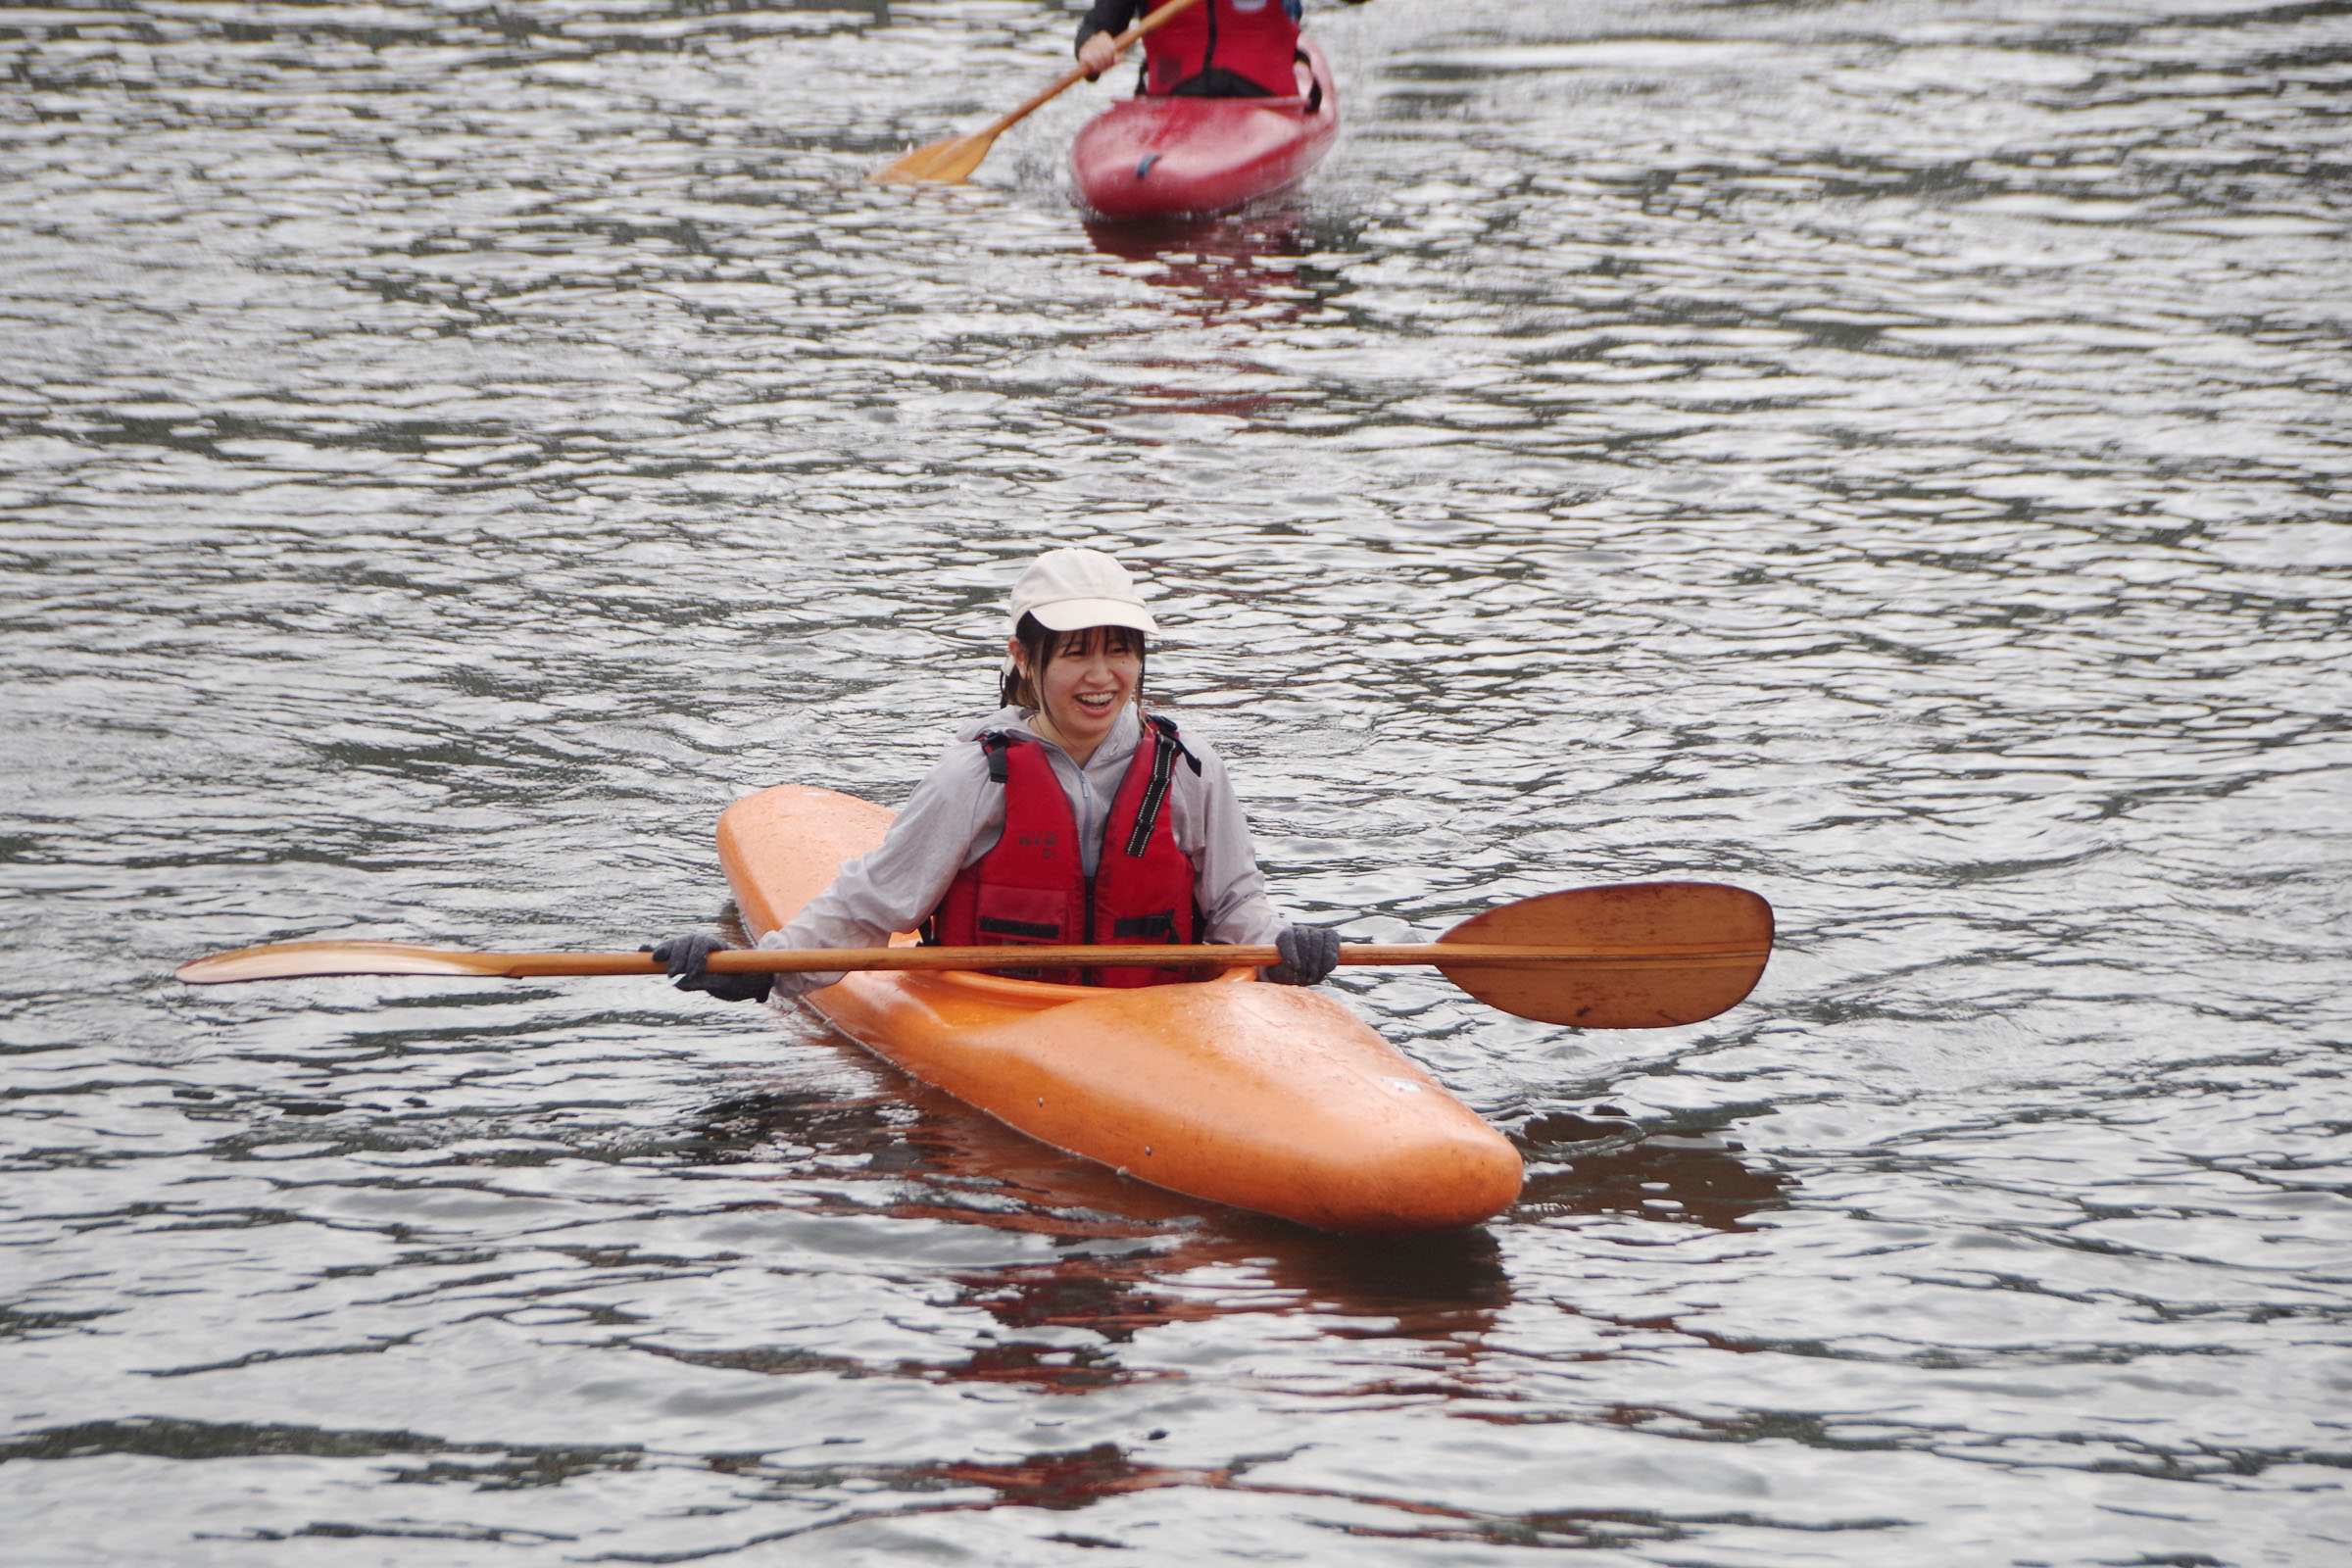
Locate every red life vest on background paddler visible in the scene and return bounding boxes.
[1145,0,1300,97]
[927,714,1202,987]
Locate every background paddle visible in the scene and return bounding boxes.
[873,0,1204,184]
[176,883,1771,1028]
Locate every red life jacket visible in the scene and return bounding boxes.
[927,714,1201,988]
[1144,0,1300,97]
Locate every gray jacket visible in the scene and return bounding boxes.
[756,704,1287,993]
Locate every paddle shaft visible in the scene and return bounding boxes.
[174,882,1774,1025]
[970,0,1203,140]
[410,941,1769,980]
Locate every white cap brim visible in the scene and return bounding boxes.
[1026,598,1157,635]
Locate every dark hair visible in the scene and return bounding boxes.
[1000,613,1149,710]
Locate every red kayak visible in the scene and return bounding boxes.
[1072,40,1339,220]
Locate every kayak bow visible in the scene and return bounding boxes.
[1072,39,1341,220]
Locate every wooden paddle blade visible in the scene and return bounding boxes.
[176,940,533,983]
[871,130,997,184]
[1435,883,1773,1028]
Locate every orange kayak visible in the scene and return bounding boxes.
[716,784,1523,1232]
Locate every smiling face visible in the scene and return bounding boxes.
[1009,623,1145,764]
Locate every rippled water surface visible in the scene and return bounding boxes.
[6,0,2351,1561]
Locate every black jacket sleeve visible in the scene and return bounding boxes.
[1075,0,1148,49]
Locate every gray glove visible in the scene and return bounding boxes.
[649,933,771,1003]
[1264,923,1341,986]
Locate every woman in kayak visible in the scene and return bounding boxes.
[1076,0,1360,99]
[653,547,1342,1003]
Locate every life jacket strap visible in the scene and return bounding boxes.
[1122,714,1200,858]
[977,914,1061,942]
[980,730,1016,784]
[1110,911,1180,941]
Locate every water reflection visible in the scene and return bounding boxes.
[725,1438,1693,1550]
[690,1077,1203,1232]
[1518,1127,1792,1231]
[1085,209,1334,332]
[686,1072,1517,1349]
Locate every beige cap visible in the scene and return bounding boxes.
[1007,548,1157,635]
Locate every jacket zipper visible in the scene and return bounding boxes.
[1075,749,1100,983]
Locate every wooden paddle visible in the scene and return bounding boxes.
[872,0,1205,184]
[175,883,1771,1029]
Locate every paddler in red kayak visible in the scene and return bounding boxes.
[1076,0,1358,100]
[652,548,1342,1003]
